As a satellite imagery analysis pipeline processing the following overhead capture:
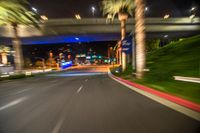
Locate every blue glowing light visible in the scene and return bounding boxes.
[86,56,91,59]
[18,34,120,45]
[75,37,79,40]
[61,61,72,69]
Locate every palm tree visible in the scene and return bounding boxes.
[0,0,40,71]
[134,0,146,79]
[102,0,135,71]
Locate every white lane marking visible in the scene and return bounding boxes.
[77,85,83,93]
[0,97,27,111]
[52,85,84,133]
[108,72,200,121]
[51,117,65,133]
[13,88,33,95]
[85,79,88,82]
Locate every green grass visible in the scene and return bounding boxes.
[0,74,33,81]
[146,35,200,79]
[112,35,200,104]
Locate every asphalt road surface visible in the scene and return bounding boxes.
[0,66,199,133]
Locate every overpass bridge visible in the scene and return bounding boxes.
[0,17,200,44]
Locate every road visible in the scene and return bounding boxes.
[0,66,199,133]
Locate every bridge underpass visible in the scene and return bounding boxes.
[0,17,200,45]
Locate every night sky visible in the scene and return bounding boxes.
[29,0,200,18]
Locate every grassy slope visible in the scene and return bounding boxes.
[146,35,200,79]
[114,35,200,104]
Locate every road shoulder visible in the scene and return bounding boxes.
[108,71,200,121]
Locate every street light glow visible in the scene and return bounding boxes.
[164,35,168,38]
[164,14,170,19]
[75,37,79,40]
[190,7,196,11]
[91,6,96,16]
[41,15,48,21]
[75,14,81,20]
[145,7,149,11]
[32,7,37,12]
[91,6,96,11]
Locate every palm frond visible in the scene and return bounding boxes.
[0,0,40,28]
[0,45,11,53]
[102,0,135,20]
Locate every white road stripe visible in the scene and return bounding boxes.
[51,117,65,133]
[52,85,84,133]
[13,88,33,95]
[0,97,27,111]
[77,85,83,93]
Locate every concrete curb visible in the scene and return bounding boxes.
[108,71,200,121]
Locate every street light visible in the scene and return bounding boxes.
[164,35,168,38]
[75,14,81,20]
[190,7,196,12]
[41,15,48,21]
[31,7,37,13]
[145,7,149,12]
[164,14,170,19]
[91,6,96,16]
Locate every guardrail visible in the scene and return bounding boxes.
[174,76,200,83]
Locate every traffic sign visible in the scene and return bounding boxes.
[122,36,132,54]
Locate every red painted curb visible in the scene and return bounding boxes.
[112,75,200,113]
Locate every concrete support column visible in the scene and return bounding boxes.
[122,52,126,71]
[132,37,136,70]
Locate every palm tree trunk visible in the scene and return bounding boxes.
[121,19,126,72]
[12,24,24,72]
[134,0,146,79]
